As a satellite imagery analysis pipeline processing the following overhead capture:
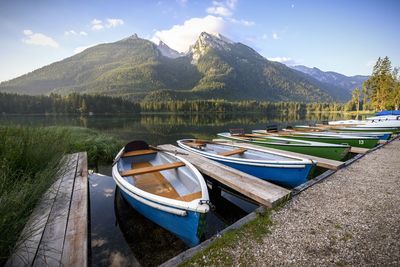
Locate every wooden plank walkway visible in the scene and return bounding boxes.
[212,139,344,170]
[158,145,291,208]
[6,152,88,267]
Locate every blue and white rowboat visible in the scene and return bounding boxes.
[112,141,210,247]
[177,139,315,188]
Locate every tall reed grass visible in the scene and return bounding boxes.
[0,126,121,264]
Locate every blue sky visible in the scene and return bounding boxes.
[0,0,399,82]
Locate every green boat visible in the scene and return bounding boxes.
[217,132,350,161]
[252,130,379,149]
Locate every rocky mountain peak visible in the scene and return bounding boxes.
[190,32,234,64]
[157,41,184,58]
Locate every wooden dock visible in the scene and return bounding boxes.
[212,139,345,170]
[158,144,291,208]
[6,152,88,267]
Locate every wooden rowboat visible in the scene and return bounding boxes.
[217,132,350,161]
[177,139,315,188]
[112,141,209,246]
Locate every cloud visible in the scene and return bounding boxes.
[74,44,97,53]
[206,0,237,17]
[91,18,124,30]
[272,32,279,40]
[152,15,226,52]
[65,30,88,36]
[262,34,268,40]
[22,29,59,48]
[291,4,295,8]
[91,19,104,30]
[267,57,297,65]
[229,18,255,26]
[64,30,77,36]
[106,18,124,28]
[207,6,232,17]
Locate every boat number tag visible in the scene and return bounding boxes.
[359,140,364,145]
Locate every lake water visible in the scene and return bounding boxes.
[1,112,356,266]
[0,112,355,145]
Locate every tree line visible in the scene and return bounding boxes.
[0,92,348,115]
[348,56,400,112]
[0,93,140,114]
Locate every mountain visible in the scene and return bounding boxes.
[292,65,369,99]
[0,32,354,102]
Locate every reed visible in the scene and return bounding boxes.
[0,126,121,264]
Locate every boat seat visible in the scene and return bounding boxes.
[129,162,201,202]
[185,141,206,149]
[122,149,157,158]
[121,161,185,176]
[218,148,247,157]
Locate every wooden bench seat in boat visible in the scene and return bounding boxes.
[122,149,157,158]
[124,162,201,202]
[121,162,185,176]
[185,141,207,149]
[218,148,247,157]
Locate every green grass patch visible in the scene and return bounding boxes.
[179,208,276,266]
[0,126,122,264]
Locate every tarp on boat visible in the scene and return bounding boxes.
[376,110,400,116]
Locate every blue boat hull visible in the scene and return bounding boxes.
[120,190,206,246]
[214,159,314,188]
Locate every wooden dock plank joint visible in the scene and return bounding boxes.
[6,152,88,267]
[158,144,291,208]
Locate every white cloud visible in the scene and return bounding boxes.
[206,0,237,17]
[91,19,104,30]
[262,34,268,40]
[74,44,97,54]
[91,18,124,30]
[207,6,232,17]
[272,32,279,40]
[64,30,77,36]
[22,29,59,48]
[229,18,255,26]
[267,57,297,65]
[152,15,226,53]
[291,4,295,8]
[106,18,124,28]
[65,30,88,36]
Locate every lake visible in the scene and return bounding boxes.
[0,112,355,146]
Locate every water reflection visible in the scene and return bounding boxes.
[0,112,356,146]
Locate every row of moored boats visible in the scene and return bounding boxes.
[112,112,400,246]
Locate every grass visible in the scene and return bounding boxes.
[0,126,122,264]
[179,206,281,266]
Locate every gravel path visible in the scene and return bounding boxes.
[233,139,400,266]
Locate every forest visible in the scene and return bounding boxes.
[0,92,346,115]
[347,56,400,112]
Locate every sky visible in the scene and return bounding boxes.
[0,0,399,82]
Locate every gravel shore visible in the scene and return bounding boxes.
[231,139,400,266]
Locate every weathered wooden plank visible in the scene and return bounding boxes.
[158,145,291,208]
[212,139,344,170]
[32,154,79,267]
[61,152,88,267]
[349,146,369,154]
[5,154,78,267]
